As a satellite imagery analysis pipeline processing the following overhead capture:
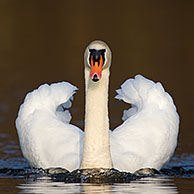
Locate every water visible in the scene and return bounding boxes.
[0,174,193,193]
[0,0,194,193]
[7,177,180,193]
[0,172,193,194]
[0,177,178,194]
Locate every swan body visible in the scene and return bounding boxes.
[16,40,179,172]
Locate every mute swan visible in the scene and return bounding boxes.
[16,40,179,173]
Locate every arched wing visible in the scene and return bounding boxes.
[16,82,84,171]
[110,75,179,172]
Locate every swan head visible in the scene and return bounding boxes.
[84,40,112,82]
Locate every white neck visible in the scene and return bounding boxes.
[80,67,113,169]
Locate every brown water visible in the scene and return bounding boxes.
[0,0,194,193]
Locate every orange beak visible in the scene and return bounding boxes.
[90,55,103,82]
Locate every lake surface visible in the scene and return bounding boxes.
[0,0,194,193]
[0,176,191,194]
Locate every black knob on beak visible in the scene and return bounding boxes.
[93,53,100,62]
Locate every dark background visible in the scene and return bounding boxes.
[0,0,194,158]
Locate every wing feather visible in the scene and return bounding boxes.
[110,75,179,172]
[16,82,83,171]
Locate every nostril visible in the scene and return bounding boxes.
[92,74,99,82]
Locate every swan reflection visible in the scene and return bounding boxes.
[18,176,177,194]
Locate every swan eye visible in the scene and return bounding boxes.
[89,49,106,67]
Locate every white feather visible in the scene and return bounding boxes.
[110,75,179,172]
[16,82,84,171]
